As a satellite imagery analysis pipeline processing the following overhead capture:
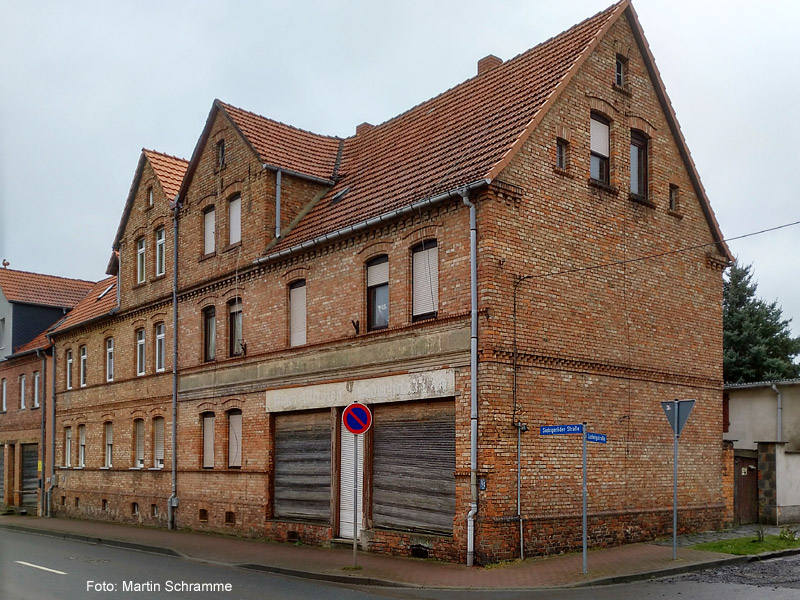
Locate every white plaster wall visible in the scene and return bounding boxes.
[776,445,800,510]
[726,389,778,450]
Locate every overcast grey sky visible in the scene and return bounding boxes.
[1,0,798,336]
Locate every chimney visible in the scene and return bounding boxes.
[356,122,374,136]
[477,54,503,75]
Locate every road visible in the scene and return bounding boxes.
[1,529,799,600]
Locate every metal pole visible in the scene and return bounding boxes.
[518,424,523,560]
[353,432,358,568]
[582,422,588,575]
[673,403,679,561]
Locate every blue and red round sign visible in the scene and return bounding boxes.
[342,402,372,435]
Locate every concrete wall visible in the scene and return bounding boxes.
[776,445,800,523]
[726,384,800,452]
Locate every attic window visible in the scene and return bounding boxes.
[147,187,154,207]
[217,140,226,167]
[330,187,350,205]
[97,284,114,300]
[615,56,626,87]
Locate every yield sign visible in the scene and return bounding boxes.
[661,400,695,437]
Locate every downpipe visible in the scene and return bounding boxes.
[772,384,782,442]
[462,190,479,566]
[168,195,181,529]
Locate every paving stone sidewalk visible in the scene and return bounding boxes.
[1,514,793,589]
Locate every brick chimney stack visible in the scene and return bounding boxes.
[477,54,503,75]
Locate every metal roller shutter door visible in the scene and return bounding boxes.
[274,411,331,522]
[373,400,455,534]
[21,444,38,507]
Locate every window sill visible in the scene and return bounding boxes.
[129,467,143,471]
[553,166,574,179]
[74,466,84,470]
[223,242,242,253]
[31,405,40,410]
[667,209,684,219]
[60,466,71,470]
[144,205,154,212]
[133,281,147,290]
[587,179,619,195]
[612,82,633,97]
[148,467,164,471]
[152,274,166,282]
[199,251,216,262]
[100,467,112,470]
[412,312,438,323]
[629,194,655,208]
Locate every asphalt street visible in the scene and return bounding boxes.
[2,529,799,600]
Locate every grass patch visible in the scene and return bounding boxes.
[693,535,800,555]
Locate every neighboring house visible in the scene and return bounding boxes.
[724,379,800,525]
[0,268,94,513]
[46,0,732,564]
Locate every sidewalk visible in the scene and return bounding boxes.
[0,514,780,589]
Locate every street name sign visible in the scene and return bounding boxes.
[540,424,583,435]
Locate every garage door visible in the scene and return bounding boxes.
[372,400,455,534]
[21,444,38,508]
[273,411,331,522]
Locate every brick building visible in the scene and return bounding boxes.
[0,268,94,513]
[46,0,732,564]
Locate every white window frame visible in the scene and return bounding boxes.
[136,329,146,376]
[66,350,73,389]
[19,374,26,409]
[155,227,166,276]
[134,419,145,468]
[366,256,389,331]
[204,208,216,255]
[155,323,165,372]
[106,338,114,382]
[412,241,439,320]
[104,422,113,468]
[590,115,610,184]
[148,186,154,207]
[153,417,165,469]
[78,424,86,467]
[64,427,72,467]
[33,371,40,408]
[137,237,146,284]
[229,195,241,245]
[79,345,87,387]
[289,281,307,347]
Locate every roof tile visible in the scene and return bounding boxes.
[48,277,118,335]
[0,268,95,308]
[143,149,188,200]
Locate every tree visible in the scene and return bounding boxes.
[723,260,800,384]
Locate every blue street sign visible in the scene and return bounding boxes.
[587,432,607,444]
[540,424,583,435]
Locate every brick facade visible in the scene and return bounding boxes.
[39,1,730,564]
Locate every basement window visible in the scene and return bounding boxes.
[199,509,209,522]
[225,511,235,525]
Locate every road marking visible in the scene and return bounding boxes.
[15,561,67,575]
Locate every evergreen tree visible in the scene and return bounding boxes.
[723,260,800,383]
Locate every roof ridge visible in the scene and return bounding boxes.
[217,100,343,142]
[0,267,95,285]
[142,148,189,164]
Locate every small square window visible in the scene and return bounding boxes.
[225,511,235,525]
[199,508,209,522]
[151,504,159,517]
[132,502,139,516]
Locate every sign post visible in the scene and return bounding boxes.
[540,422,606,575]
[342,402,372,568]
[661,399,695,560]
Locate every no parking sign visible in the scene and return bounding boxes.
[342,402,372,435]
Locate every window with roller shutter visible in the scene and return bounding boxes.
[289,280,307,346]
[228,410,242,468]
[134,419,144,468]
[412,241,438,321]
[202,413,215,469]
[153,417,165,468]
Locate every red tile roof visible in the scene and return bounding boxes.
[13,330,52,355]
[48,277,117,336]
[219,102,342,182]
[0,268,95,308]
[265,2,625,252]
[144,149,188,200]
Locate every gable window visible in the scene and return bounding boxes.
[630,130,648,199]
[289,280,307,346]
[33,371,40,408]
[412,240,439,321]
[615,55,626,87]
[367,255,389,331]
[228,194,241,245]
[79,345,87,387]
[137,237,146,283]
[669,184,680,211]
[216,139,225,168]
[228,299,244,356]
[1,378,6,411]
[78,424,86,467]
[66,350,73,389]
[590,115,610,184]
[155,227,166,276]
[153,417,165,468]
[134,419,145,468]
[64,426,72,467]
[136,329,146,376]
[104,422,113,468]
[19,374,26,409]
[203,306,216,362]
[155,323,166,372]
[203,208,215,255]
[147,186,154,207]
[202,412,215,468]
[228,409,242,468]
[106,338,114,382]
[556,138,568,170]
